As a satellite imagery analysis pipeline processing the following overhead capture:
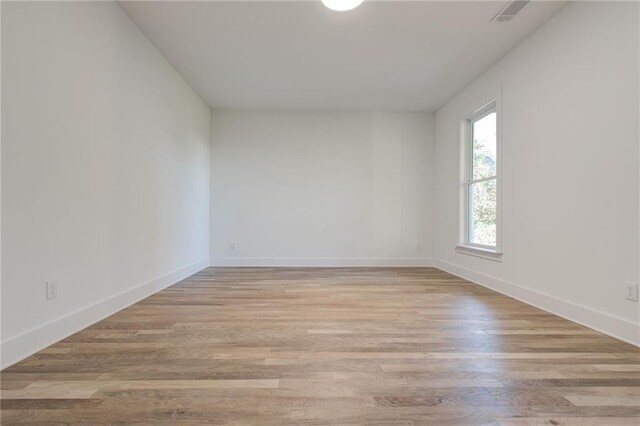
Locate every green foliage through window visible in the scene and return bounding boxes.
[468,111,497,247]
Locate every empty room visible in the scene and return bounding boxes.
[1,0,639,424]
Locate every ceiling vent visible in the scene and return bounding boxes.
[491,0,530,23]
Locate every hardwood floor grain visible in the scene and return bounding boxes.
[1,267,638,425]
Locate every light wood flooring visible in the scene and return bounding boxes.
[1,267,639,425]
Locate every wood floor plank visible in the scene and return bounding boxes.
[1,267,638,424]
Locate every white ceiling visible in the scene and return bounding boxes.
[119,1,566,112]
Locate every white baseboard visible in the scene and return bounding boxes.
[0,260,209,369]
[210,257,434,267]
[434,259,640,347]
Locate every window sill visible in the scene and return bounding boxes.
[455,245,503,262]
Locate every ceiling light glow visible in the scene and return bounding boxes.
[321,0,365,12]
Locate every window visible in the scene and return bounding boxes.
[457,100,502,261]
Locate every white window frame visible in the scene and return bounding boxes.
[456,98,503,262]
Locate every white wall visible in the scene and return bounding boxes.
[434,1,640,344]
[210,111,434,266]
[1,2,211,367]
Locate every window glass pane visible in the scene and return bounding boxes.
[469,178,496,246]
[472,112,496,180]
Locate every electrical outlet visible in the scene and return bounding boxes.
[625,281,638,302]
[46,280,58,300]
[229,242,235,251]
[416,243,422,251]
